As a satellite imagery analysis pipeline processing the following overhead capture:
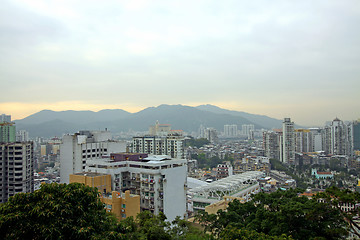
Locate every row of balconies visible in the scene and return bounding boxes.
[141,187,155,192]
[141,196,155,201]
[141,179,155,183]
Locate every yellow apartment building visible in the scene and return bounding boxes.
[69,172,112,193]
[101,190,140,221]
[69,172,140,220]
[205,196,245,215]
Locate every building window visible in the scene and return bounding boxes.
[121,214,126,218]
[122,204,126,209]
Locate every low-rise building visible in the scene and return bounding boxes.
[216,163,233,180]
[311,168,333,179]
[69,172,140,221]
[69,172,112,193]
[205,196,244,214]
[101,190,140,221]
[234,156,270,173]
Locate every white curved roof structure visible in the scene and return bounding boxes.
[189,171,264,200]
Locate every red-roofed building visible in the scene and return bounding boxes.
[312,168,333,179]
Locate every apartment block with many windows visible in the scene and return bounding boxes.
[85,153,187,221]
[0,142,34,203]
[60,130,126,183]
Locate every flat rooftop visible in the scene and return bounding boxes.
[72,172,110,177]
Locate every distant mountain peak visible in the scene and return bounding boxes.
[196,105,282,129]
[15,104,283,137]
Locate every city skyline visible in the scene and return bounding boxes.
[1,0,360,126]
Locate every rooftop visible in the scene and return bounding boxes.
[190,171,264,198]
[72,172,109,177]
[144,155,171,161]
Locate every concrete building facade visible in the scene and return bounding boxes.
[224,124,238,138]
[85,153,187,221]
[0,122,16,143]
[323,118,353,157]
[216,163,233,180]
[263,130,281,160]
[0,142,34,203]
[60,130,126,183]
[281,118,295,164]
[0,114,11,123]
[309,128,323,152]
[203,128,218,143]
[354,120,360,151]
[16,130,29,142]
[242,124,255,140]
[294,129,313,153]
[132,133,185,159]
[149,121,172,136]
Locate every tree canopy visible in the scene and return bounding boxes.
[117,212,210,240]
[185,138,210,148]
[315,186,360,238]
[0,182,118,239]
[1,183,356,240]
[0,183,209,240]
[195,188,349,240]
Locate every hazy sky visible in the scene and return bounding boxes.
[1,0,359,126]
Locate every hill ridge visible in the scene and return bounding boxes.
[14,104,283,137]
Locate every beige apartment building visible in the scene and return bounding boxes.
[69,172,140,221]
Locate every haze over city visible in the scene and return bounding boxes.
[1,0,359,125]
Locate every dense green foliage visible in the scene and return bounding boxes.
[270,159,308,188]
[220,227,293,240]
[192,153,234,169]
[0,183,209,240]
[1,183,356,240]
[185,138,210,148]
[196,188,349,240]
[269,158,288,172]
[270,158,360,189]
[117,212,210,240]
[0,183,118,239]
[315,186,360,238]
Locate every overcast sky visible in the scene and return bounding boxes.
[1,0,359,126]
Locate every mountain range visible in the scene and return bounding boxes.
[14,104,284,138]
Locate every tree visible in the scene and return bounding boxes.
[315,186,360,238]
[220,226,293,240]
[0,183,211,239]
[195,153,208,168]
[0,183,119,240]
[134,211,210,240]
[186,138,210,148]
[196,189,349,240]
[171,216,212,240]
[135,211,171,240]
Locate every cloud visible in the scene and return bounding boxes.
[1,0,359,125]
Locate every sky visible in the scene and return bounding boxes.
[1,0,359,126]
